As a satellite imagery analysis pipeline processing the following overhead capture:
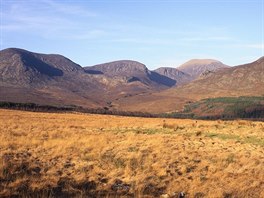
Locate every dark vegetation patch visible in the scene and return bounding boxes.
[127,76,141,83]
[85,69,104,74]
[163,96,264,120]
[0,101,155,117]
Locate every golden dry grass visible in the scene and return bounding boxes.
[0,109,264,197]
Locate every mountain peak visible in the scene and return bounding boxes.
[88,60,147,72]
[177,58,229,78]
[86,60,148,77]
[2,47,26,53]
[183,59,221,65]
[0,48,86,87]
[85,60,177,87]
[0,48,83,74]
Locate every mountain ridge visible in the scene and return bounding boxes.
[85,60,177,87]
[0,47,263,114]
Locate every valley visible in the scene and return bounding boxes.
[2,48,263,115]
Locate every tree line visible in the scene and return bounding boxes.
[0,101,263,121]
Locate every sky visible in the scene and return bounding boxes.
[0,0,263,69]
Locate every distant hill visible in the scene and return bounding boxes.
[177,59,229,79]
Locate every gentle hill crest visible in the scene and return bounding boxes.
[177,59,229,79]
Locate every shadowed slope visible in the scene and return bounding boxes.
[154,67,192,85]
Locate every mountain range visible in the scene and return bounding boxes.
[0,48,263,113]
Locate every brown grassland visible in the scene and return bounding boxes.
[0,109,264,197]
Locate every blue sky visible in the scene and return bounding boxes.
[1,0,263,69]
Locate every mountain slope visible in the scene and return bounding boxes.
[177,59,229,79]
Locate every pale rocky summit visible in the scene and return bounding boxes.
[177,59,229,79]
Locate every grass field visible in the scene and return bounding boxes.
[0,109,264,197]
